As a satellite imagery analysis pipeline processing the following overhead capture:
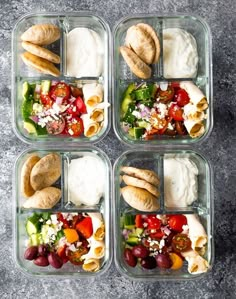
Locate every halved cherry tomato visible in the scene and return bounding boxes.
[57,213,69,229]
[158,116,172,135]
[68,247,88,265]
[175,121,187,135]
[75,97,87,114]
[57,245,69,264]
[150,229,165,239]
[168,215,187,232]
[40,94,53,108]
[70,86,83,98]
[66,104,80,116]
[135,215,143,228]
[72,214,84,229]
[66,116,84,137]
[147,215,161,230]
[159,86,175,103]
[75,217,93,239]
[169,104,184,121]
[172,234,191,252]
[50,82,71,102]
[175,89,190,107]
[46,116,65,135]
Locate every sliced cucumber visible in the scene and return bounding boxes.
[135,228,144,236]
[30,233,41,246]
[126,236,139,246]
[26,214,42,236]
[133,127,145,139]
[22,82,31,99]
[124,215,135,230]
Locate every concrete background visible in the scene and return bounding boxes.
[0,0,235,298]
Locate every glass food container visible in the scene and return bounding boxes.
[13,146,112,278]
[12,12,111,144]
[113,149,214,280]
[113,14,213,145]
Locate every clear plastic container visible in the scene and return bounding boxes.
[113,14,213,145]
[113,149,214,280]
[12,12,111,144]
[13,146,112,278]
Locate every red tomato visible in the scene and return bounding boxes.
[75,217,93,239]
[50,82,70,102]
[46,116,65,135]
[66,104,80,116]
[168,215,187,232]
[147,215,161,230]
[75,97,87,114]
[57,245,69,264]
[135,215,143,228]
[159,86,175,103]
[175,121,187,135]
[66,117,84,137]
[175,89,190,107]
[169,104,184,121]
[68,247,88,265]
[150,229,165,240]
[72,215,84,229]
[172,234,192,252]
[40,94,53,108]
[57,213,69,229]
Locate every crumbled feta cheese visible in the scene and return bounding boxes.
[50,214,58,224]
[132,110,141,119]
[46,220,52,225]
[68,244,77,252]
[33,103,43,113]
[39,218,44,222]
[159,239,165,249]
[68,128,74,135]
[143,222,148,228]
[167,122,174,130]
[160,82,168,91]
[156,103,168,119]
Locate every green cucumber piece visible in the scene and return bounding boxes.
[26,214,42,236]
[41,80,51,95]
[121,83,136,115]
[22,82,31,99]
[124,215,135,230]
[126,236,139,246]
[137,120,150,129]
[22,97,33,121]
[133,127,145,139]
[135,228,144,236]
[30,233,41,246]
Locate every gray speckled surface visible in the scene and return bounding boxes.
[0,0,236,298]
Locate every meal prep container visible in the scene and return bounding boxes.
[13,146,112,278]
[113,14,213,145]
[12,12,111,144]
[113,149,214,280]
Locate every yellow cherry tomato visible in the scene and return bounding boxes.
[169,252,184,270]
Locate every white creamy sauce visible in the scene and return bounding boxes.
[163,28,198,78]
[66,28,104,77]
[164,157,198,207]
[68,155,105,206]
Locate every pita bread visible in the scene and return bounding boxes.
[30,153,61,191]
[23,186,61,209]
[21,155,41,197]
[136,23,161,63]
[121,166,159,186]
[120,46,151,79]
[122,175,159,197]
[21,52,60,77]
[121,186,159,211]
[22,41,60,64]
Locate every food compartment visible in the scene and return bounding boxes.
[14,147,111,277]
[12,12,111,144]
[113,149,213,280]
[113,15,212,146]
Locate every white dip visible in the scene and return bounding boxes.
[66,28,104,77]
[68,155,105,206]
[164,157,198,207]
[163,28,198,78]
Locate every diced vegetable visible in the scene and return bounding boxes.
[64,228,79,243]
[76,217,93,239]
[26,213,42,236]
[124,214,135,230]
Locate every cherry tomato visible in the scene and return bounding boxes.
[50,82,70,102]
[169,104,184,121]
[159,86,174,103]
[135,215,144,228]
[150,229,165,240]
[72,214,84,229]
[70,86,83,98]
[168,215,187,232]
[68,247,88,265]
[46,115,65,135]
[158,116,172,135]
[57,245,69,264]
[40,94,53,108]
[147,215,161,230]
[175,89,190,107]
[66,104,80,116]
[66,116,84,137]
[75,97,87,114]
[175,121,187,135]
[172,234,192,252]
[57,213,69,229]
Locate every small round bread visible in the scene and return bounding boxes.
[121,166,159,186]
[122,175,159,197]
[23,187,61,209]
[30,153,61,191]
[126,25,155,64]
[120,46,151,79]
[21,52,60,77]
[22,41,60,64]
[21,155,41,197]
[121,186,159,212]
[136,23,161,63]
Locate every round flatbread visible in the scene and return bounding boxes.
[121,186,159,211]
[21,51,60,77]
[22,41,60,64]
[30,153,61,191]
[122,174,159,197]
[21,155,41,197]
[121,166,159,186]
